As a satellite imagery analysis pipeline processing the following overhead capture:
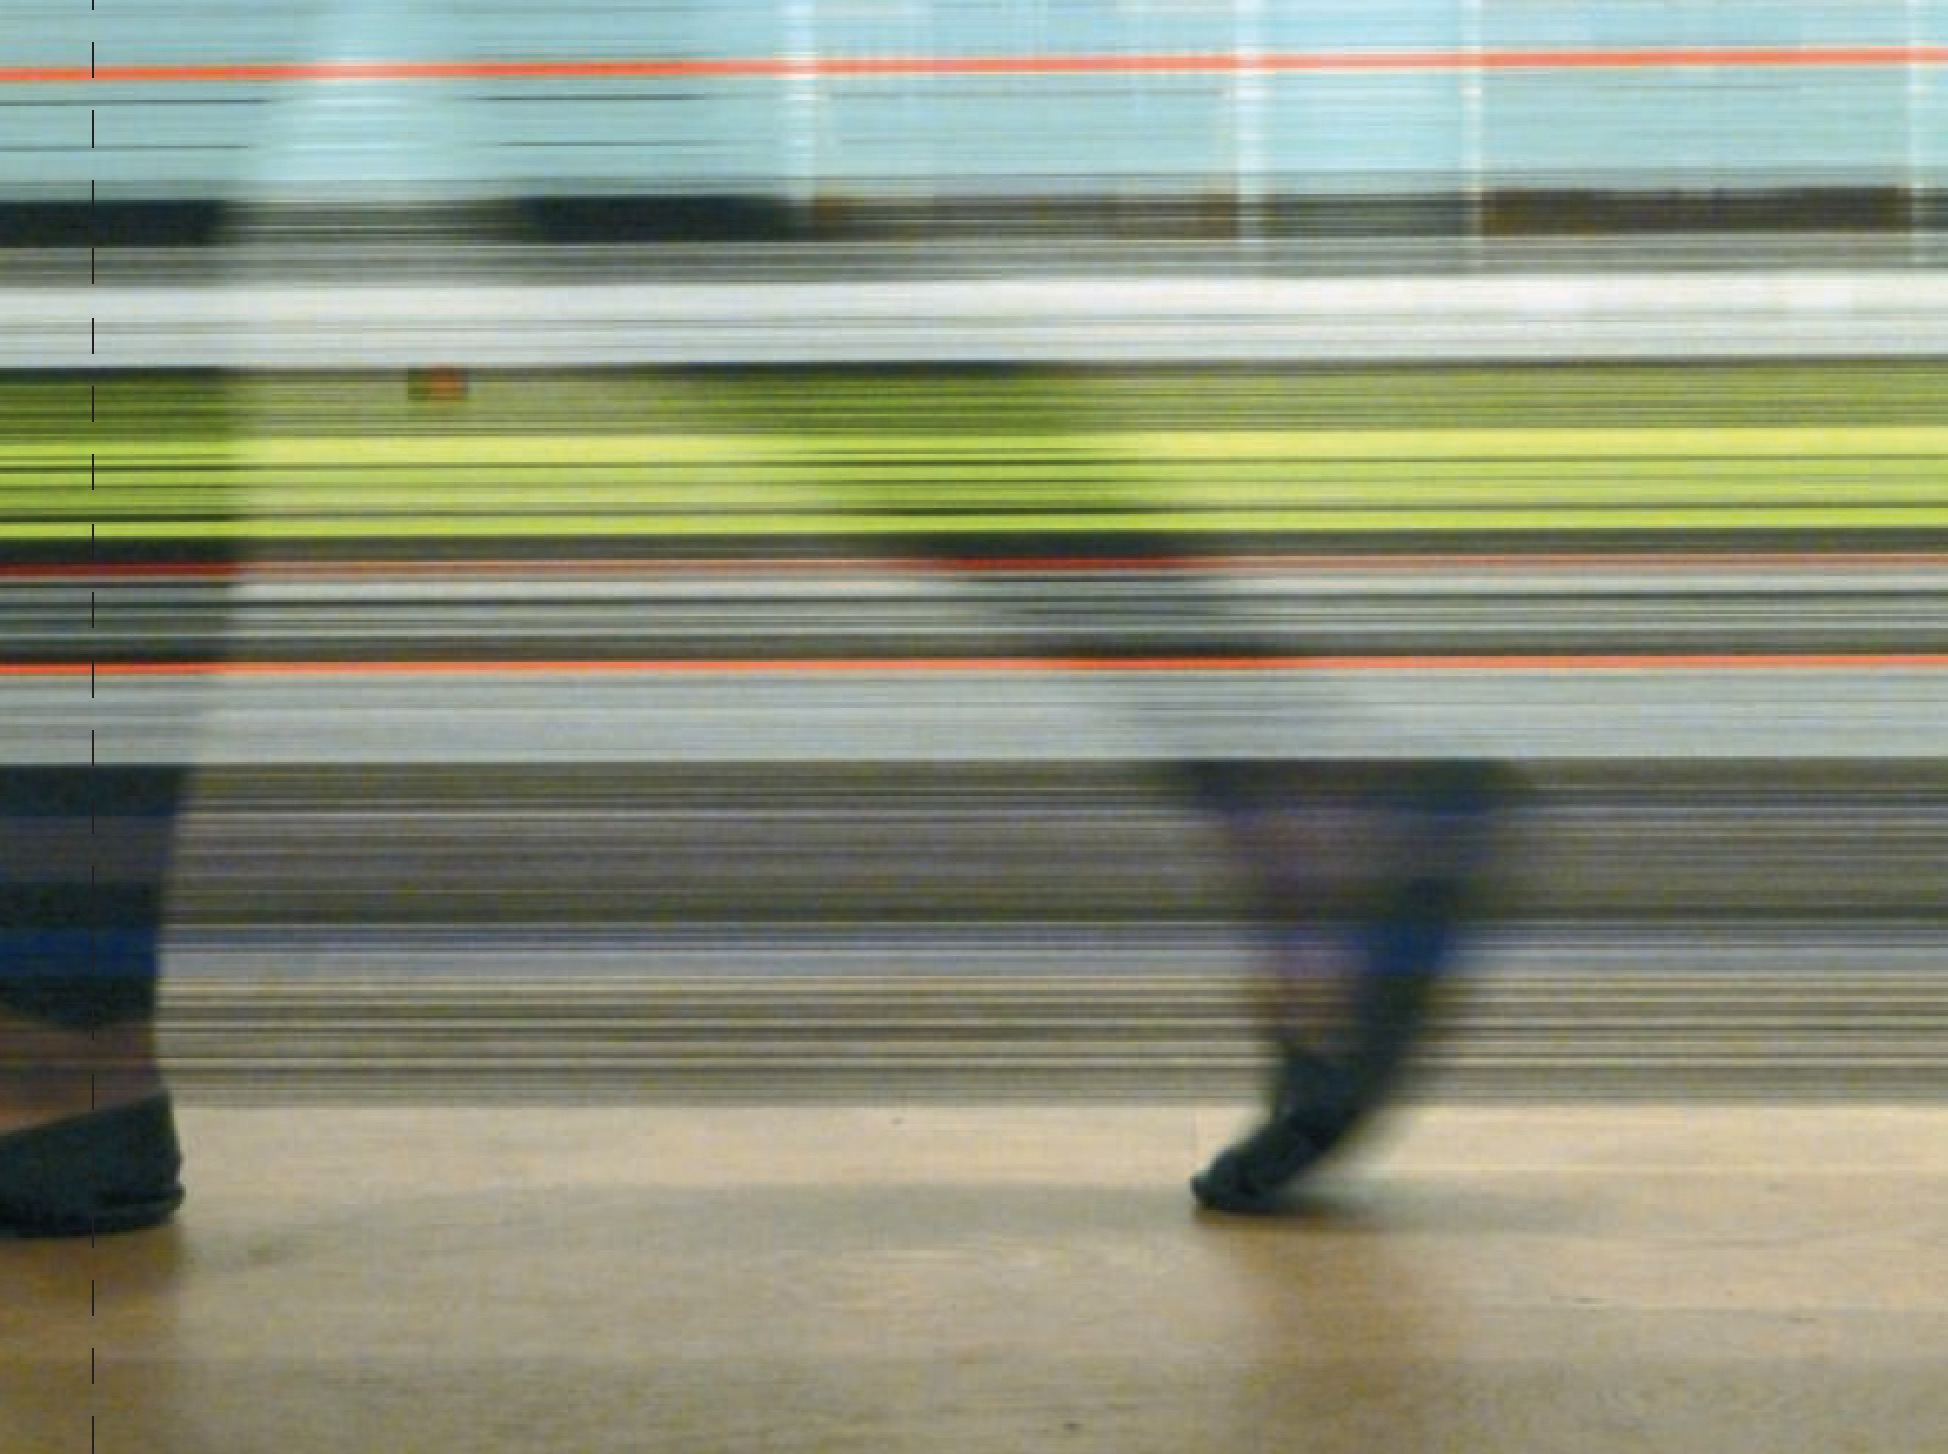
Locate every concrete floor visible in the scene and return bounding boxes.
[5,1103,1947,1453]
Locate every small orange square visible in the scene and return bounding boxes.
[409,367,470,402]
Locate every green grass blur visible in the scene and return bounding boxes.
[4,363,1945,543]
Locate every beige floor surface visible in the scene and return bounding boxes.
[4,1103,1947,1453]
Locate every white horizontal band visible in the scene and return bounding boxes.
[9,271,1947,368]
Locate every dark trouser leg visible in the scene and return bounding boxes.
[892,414,1513,1210]
[902,542,1516,1205]
[0,766,187,1031]
[719,361,1513,1204]
[0,743,195,1239]
[1188,759,1514,1211]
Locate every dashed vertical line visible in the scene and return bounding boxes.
[86,14,103,1449]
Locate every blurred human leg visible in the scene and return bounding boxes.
[0,760,193,1241]
[883,367,1519,1210]
[1183,758,1513,1211]
[0,373,226,1235]
[0,766,185,1126]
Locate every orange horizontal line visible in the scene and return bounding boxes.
[7,653,1948,677]
[4,46,1946,86]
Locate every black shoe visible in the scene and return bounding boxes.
[0,1094,185,1238]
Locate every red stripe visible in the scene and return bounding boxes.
[6,653,1948,677]
[4,47,1946,86]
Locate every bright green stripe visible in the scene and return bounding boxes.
[13,423,1948,463]
[7,415,1946,538]
[8,464,1945,513]
[18,505,1944,540]
[1138,426,1948,460]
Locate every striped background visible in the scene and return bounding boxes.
[7,363,1944,1103]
